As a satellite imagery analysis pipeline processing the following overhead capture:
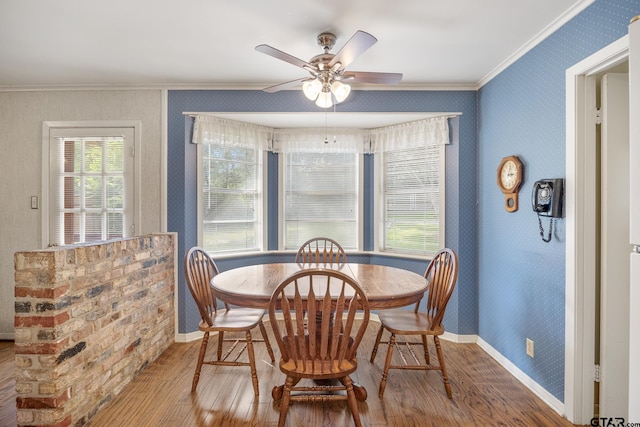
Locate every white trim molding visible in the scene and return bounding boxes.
[477,337,566,417]
[564,34,629,424]
[478,0,596,88]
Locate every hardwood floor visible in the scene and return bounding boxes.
[1,322,582,426]
[0,341,15,427]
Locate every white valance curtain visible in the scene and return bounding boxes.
[272,128,370,153]
[370,116,450,152]
[192,115,272,150]
[191,114,452,152]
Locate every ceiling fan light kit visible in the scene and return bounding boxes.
[302,79,322,100]
[256,30,402,109]
[331,80,351,102]
[303,76,351,108]
[315,89,333,108]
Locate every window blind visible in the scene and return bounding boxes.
[193,115,269,253]
[382,144,441,254]
[374,116,449,255]
[201,143,262,252]
[283,151,358,250]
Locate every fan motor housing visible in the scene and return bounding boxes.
[317,32,336,51]
[310,53,335,71]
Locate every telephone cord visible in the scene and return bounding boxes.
[538,215,554,243]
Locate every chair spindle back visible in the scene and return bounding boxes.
[184,247,228,326]
[295,237,348,264]
[421,248,458,330]
[269,269,369,374]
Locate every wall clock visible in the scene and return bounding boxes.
[496,155,523,212]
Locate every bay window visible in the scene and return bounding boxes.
[192,114,451,256]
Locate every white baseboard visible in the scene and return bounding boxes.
[476,336,566,417]
[175,330,203,343]
[381,328,566,417]
[0,333,14,340]
[441,331,477,343]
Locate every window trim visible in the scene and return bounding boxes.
[42,120,142,247]
[373,143,446,256]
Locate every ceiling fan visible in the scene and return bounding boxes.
[255,30,402,108]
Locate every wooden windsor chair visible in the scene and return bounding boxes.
[370,248,459,399]
[184,247,275,395]
[295,237,348,264]
[269,268,370,427]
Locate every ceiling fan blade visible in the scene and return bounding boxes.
[342,71,403,84]
[261,77,309,93]
[328,30,377,69]
[255,44,315,71]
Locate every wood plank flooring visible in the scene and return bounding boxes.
[0,341,15,427]
[1,322,583,426]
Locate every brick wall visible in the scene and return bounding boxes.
[13,233,176,427]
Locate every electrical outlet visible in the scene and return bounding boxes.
[526,338,534,358]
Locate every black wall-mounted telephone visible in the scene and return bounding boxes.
[532,178,564,243]
[532,178,564,218]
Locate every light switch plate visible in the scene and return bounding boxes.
[31,196,38,209]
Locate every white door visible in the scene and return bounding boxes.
[43,122,139,246]
[599,72,630,419]
[628,16,640,422]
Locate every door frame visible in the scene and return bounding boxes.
[565,35,629,424]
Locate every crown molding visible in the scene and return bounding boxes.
[476,0,595,89]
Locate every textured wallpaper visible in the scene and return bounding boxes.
[478,0,640,401]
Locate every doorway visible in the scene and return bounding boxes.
[565,36,630,424]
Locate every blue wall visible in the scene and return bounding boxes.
[477,0,640,401]
[166,0,640,404]
[167,90,478,336]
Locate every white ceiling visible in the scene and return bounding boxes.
[0,0,591,89]
[0,0,592,127]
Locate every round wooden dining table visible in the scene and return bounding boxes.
[211,262,428,403]
[210,262,428,310]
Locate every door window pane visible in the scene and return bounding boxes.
[48,126,134,246]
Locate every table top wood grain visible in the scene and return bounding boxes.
[211,262,428,309]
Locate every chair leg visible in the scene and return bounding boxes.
[434,336,452,399]
[342,376,363,427]
[272,377,300,401]
[421,334,430,364]
[192,331,209,393]
[339,376,362,427]
[277,376,295,427]
[370,324,385,363]
[245,330,259,396]
[258,320,275,362]
[379,333,396,398]
[217,331,224,360]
